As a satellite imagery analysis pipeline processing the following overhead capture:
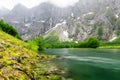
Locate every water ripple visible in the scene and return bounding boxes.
[64,56,120,63]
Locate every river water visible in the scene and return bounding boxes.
[42,49,120,80]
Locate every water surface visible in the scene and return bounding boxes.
[42,49,120,80]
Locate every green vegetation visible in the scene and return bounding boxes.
[48,42,77,48]
[86,37,100,48]
[98,27,103,39]
[27,35,100,50]
[0,20,21,39]
[25,40,38,52]
[0,25,65,79]
[36,37,45,51]
[26,37,45,51]
[77,37,100,48]
[43,36,100,48]
[45,36,59,44]
[42,34,120,49]
[100,36,120,48]
[116,18,120,35]
[44,36,59,48]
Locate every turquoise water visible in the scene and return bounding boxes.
[42,49,120,80]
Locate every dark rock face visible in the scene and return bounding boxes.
[0,0,120,41]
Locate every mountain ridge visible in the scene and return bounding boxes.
[0,0,120,41]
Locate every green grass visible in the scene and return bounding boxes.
[99,36,120,49]
[25,40,38,52]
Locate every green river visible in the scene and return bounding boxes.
[42,49,120,80]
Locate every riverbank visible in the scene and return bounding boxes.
[0,31,65,80]
[99,46,120,49]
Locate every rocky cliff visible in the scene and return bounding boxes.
[0,0,120,41]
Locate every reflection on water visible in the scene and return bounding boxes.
[42,49,120,80]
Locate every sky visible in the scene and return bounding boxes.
[0,0,79,10]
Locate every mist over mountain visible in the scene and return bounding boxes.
[0,7,10,17]
[0,0,120,41]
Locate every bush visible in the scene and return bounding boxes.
[0,20,21,39]
[78,37,100,48]
[35,37,45,51]
[26,37,45,51]
[26,40,38,52]
[86,37,100,48]
[78,42,87,48]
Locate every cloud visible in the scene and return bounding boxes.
[0,0,79,10]
[49,0,79,7]
[0,0,17,9]
[17,0,47,8]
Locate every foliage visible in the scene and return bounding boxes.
[44,36,60,48]
[49,42,77,48]
[26,37,45,51]
[78,42,87,48]
[110,15,117,25]
[36,37,45,51]
[101,36,120,46]
[0,20,22,39]
[116,18,120,35]
[86,37,100,48]
[98,27,103,37]
[45,36,100,48]
[25,40,38,52]
[100,36,120,49]
[78,37,100,48]
[45,36,59,44]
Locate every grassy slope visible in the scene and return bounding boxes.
[0,31,64,80]
[99,37,120,49]
[99,46,120,49]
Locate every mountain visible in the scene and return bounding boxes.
[0,0,120,41]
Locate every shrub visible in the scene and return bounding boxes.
[86,37,100,48]
[35,37,45,51]
[26,40,38,52]
[0,20,22,39]
[78,37,100,48]
[78,42,87,48]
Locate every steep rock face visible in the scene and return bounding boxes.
[0,0,120,41]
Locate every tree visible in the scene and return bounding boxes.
[36,37,45,51]
[86,37,100,48]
